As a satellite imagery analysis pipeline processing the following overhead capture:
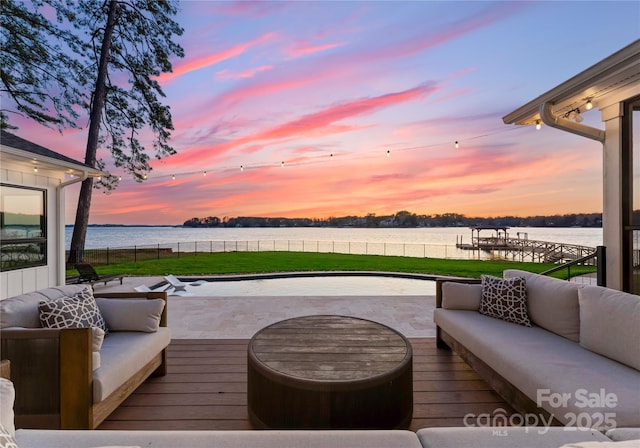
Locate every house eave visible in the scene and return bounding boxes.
[502,39,640,126]
[0,145,105,178]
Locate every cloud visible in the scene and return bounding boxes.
[158,32,277,83]
[215,65,274,80]
[167,81,438,165]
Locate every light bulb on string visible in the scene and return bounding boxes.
[586,99,593,110]
[281,161,285,167]
[172,174,176,180]
[536,120,542,130]
[386,150,390,157]
[203,171,207,176]
[33,166,38,173]
[240,165,244,172]
[330,153,333,160]
[454,141,459,149]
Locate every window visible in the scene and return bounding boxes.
[1,184,47,271]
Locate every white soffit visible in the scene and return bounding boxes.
[503,39,640,126]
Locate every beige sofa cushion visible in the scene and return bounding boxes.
[417,427,609,448]
[96,298,165,332]
[504,269,582,342]
[579,285,640,371]
[15,429,423,448]
[94,328,171,402]
[441,282,482,310]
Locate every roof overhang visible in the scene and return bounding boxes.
[503,39,640,127]
[1,145,104,179]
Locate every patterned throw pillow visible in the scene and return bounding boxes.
[479,275,531,327]
[39,287,108,334]
[0,424,18,448]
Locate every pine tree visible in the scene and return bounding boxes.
[2,0,184,263]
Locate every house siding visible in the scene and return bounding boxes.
[1,159,64,300]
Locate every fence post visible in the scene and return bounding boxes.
[177,242,180,258]
[134,246,137,263]
[106,248,110,265]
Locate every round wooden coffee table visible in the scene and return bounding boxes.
[247,315,413,429]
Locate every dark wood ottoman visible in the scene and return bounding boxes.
[247,315,413,429]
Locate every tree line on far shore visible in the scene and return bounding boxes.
[183,211,604,229]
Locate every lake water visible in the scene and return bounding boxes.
[66,226,603,254]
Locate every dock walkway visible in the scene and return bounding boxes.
[456,227,595,263]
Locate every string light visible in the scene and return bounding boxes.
[33,166,38,172]
[535,120,541,131]
[109,126,527,184]
[586,99,593,110]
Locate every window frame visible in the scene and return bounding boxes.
[0,183,48,271]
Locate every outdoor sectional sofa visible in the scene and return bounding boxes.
[0,285,170,430]
[434,269,640,430]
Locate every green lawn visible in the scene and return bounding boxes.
[76,251,596,280]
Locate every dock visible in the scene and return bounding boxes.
[456,227,596,263]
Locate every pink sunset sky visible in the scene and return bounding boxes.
[8,1,640,225]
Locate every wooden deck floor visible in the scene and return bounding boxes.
[100,338,515,432]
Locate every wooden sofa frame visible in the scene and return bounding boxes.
[0,291,168,430]
[435,278,561,425]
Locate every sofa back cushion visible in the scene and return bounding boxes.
[579,285,640,371]
[504,269,581,342]
[96,298,165,332]
[441,282,482,310]
[0,285,90,329]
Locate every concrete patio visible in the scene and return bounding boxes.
[91,276,437,339]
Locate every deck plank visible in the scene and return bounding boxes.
[100,338,516,432]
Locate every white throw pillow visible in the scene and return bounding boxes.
[578,285,640,370]
[0,425,18,448]
[92,327,105,352]
[441,282,482,310]
[96,298,165,332]
[0,378,15,438]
